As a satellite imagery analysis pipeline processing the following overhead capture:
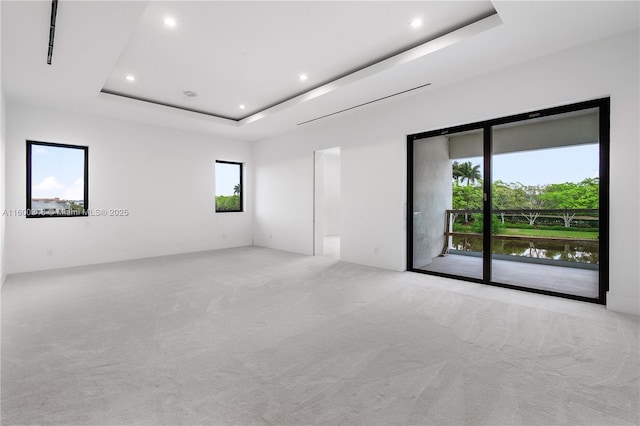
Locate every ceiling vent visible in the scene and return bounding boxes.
[297,83,431,126]
[47,0,58,65]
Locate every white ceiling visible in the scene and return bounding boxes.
[102,1,495,120]
[1,1,639,142]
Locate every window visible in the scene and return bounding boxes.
[26,140,88,218]
[215,160,243,212]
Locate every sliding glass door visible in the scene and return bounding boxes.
[490,109,601,298]
[407,98,609,303]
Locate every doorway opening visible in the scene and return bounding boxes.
[314,147,341,259]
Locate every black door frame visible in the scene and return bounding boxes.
[406,97,610,304]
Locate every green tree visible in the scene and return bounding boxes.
[233,184,241,195]
[452,161,462,184]
[492,180,517,224]
[471,214,504,235]
[575,177,599,208]
[457,161,481,186]
[539,178,599,227]
[215,195,240,211]
[452,183,482,222]
[513,183,543,226]
[68,201,84,215]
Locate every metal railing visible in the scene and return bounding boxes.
[440,209,599,262]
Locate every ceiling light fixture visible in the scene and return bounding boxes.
[164,17,177,27]
[125,74,135,82]
[239,104,246,110]
[299,73,308,81]
[411,18,423,28]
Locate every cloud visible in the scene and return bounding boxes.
[33,176,63,197]
[32,176,84,200]
[64,177,84,201]
[33,146,47,155]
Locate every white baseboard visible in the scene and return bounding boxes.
[607,291,640,316]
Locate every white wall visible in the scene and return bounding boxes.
[5,103,253,273]
[313,151,325,255]
[413,136,451,267]
[253,29,640,315]
[254,121,406,271]
[312,148,340,255]
[322,151,340,236]
[1,90,6,285]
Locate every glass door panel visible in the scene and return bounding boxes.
[490,109,600,298]
[412,129,484,280]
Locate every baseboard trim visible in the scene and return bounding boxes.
[607,291,640,316]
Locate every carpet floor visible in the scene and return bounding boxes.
[2,246,638,425]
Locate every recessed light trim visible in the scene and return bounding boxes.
[411,18,423,28]
[164,17,176,27]
[125,75,135,82]
[299,73,308,81]
[239,104,246,110]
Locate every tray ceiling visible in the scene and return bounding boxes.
[101,1,496,122]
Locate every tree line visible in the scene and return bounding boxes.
[452,161,599,227]
[215,184,241,211]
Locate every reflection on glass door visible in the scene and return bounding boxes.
[412,128,484,280]
[490,109,600,298]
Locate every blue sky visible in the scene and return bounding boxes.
[458,144,599,186]
[31,145,84,200]
[216,162,241,196]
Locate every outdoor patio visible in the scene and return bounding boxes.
[416,253,599,299]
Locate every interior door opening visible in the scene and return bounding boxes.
[314,147,341,259]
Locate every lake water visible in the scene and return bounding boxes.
[451,236,599,264]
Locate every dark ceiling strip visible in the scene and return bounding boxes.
[47,0,58,65]
[100,89,240,122]
[297,83,432,126]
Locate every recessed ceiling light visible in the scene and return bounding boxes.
[411,18,423,28]
[299,73,308,81]
[239,104,246,110]
[164,17,176,27]
[125,75,135,82]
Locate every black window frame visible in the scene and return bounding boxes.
[215,160,243,213]
[26,140,89,218]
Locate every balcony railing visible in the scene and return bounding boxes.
[440,209,599,267]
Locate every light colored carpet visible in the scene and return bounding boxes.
[323,235,340,259]
[2,246,638,425]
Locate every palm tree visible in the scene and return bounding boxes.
[233,184,241,195]
[452,161,462,184]
[458,161,481,186]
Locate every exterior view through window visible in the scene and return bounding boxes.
[215,160,243,212]
[408,98,609,304]
[26,141,88,217]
